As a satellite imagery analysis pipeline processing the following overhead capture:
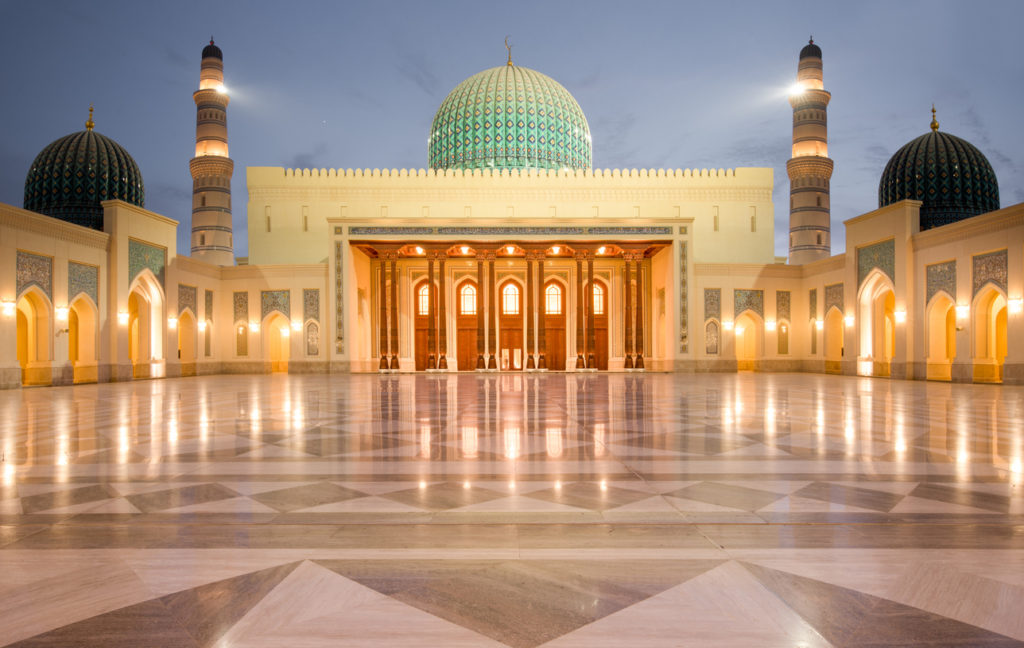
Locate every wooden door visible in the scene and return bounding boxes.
[593,280,609,370]
[413,280,437,371]
[543,280,566,371]
[498,280,524,371]
[456,280,478,370]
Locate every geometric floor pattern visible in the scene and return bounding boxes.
[2,372,1023,646]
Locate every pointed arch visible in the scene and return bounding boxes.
[262,311,291,373]
[972,285,1007,383]
[824,305,844,373]
[68,293,98,383]
[857,268,895,377]
[16,286,53,385]
[734,310,763,371]
[128,268,165,378]
[925,291,956,381]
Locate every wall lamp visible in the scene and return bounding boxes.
[117,311,129,325]
[168,316,177,329]
[894,309,907,324]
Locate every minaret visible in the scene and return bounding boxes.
[787,38,833,265]
[189,38,235,265]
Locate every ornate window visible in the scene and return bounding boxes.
[592,283,605,315]
[502,283,520,315]
[545,283,562,314]
[417,283,430,316]
[460,284,476,315]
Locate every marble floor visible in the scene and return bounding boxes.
[1,371,1023,647]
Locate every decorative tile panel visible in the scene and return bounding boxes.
[857,239,895,287]
[128,239,166,286]
[233,291,248,323]
[306,321,320,356]
[205,290,214,322]
[304,288,320,323]
[679,242,688,354]
[776,290,791,321]
[261,290,290,320]
[178,284,197,316]
[824,283,844,314]
[705,321,719,355]
[68,261,98,305]
[347,225,673,237]
[926,261,957,303]
[809,288,817,319]
[704,288,721,321]
[335,241,344,352]
[734,289,764,318]
[17,251,52,300]
[972,250,1007,297]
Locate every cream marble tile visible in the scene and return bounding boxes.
[757,495,883,514]
[162,496,279,514]
[297,495,428,513]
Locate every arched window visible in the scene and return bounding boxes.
[460,284,476,315]
[502,283,520,315]
[417,283,430,316]
[545,283,562,314]
[592,283,605,315]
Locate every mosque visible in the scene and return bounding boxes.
[1,38,1020,388]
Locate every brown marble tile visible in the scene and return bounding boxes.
[249,481,368,512]
[6,598,199,647]
[910,482,1011,513]
[124,484,240,514]
[523,481,655,511]
[20,485,119,515]
[380,482,508,511]
[667,481,787,512]
[793,482,906,512]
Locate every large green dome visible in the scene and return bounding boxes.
[878,121,999,231]
[23,122,145,231]
[429,64,591,171]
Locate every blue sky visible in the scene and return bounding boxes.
[2,0,1022,259]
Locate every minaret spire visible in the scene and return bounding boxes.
[787,38,834,265]
[85,104,94,131]
[505,36,513,66]
[930,104,939,132]
[189,38,235,266]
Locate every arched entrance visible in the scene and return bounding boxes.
[178,310,197,376]
[734,310,762,371]
[824,306,844,374]
[456,280,478,370]
[926,293,956,381]
[264,312,290,373]
[413,279,438,371]
[68,294,97,383]
[973,287,1007,383]
[498,279,524,370]
[16,288,52,385]
[588,279,609,370]
[543,279,567,370]
[128,270,164,379]
[858,271,895,377]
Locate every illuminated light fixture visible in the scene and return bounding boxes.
[55,306,69,321]
[597,246,607,255]
[722,320,734,331]
[280,326,290,338]
[168,316,177,329]
[765,320,777,331]
[198,321,207,332]
[506,245,515,254]
[1009,298,1024,315]
[780,323,788,333]
[815,319,824,331]
[789,82,805,96]
[216,84,227,94]
[894,309,907,324]
[460,245,470,255]
[551,245,561,254]
[238,325,245,334]
[955,304,969,320]
[248,321,259,333]
[291,319,302,331]
[735,325,745,335]
[117,311,129,325]
[844,315,855,327]
[1,300,15,317]
[414,246,424,255]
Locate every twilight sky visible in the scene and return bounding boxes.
[1,0,1022,259]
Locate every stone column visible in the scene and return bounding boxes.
[575,253,585,369]
[438,255,448,370]
[488,253,498,369]
[476,254,485,370]
[427,254,436,370]
[624,256,633,369]
[537,253,547,370]
[526,253,535,370]
[379,258,389,371]
[635,256,644,370]
[389,257,400,370]
[587,253,596,369]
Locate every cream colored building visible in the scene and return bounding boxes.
[1,40,1020,388]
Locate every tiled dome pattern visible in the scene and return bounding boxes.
[24,129,145,231]
[878,130,999,231]
[429,65,591,171]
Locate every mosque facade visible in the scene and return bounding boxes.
[1,39,1021,388]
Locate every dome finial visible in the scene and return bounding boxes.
[85,104,94,131]
[809,35,813,44]
[930,104,939,132]
[210,36,214,45]
[505,36,513,66]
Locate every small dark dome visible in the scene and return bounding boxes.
[800,38,821,59]
[878,128,999,230]
[23,127,145,230]
[202,39,222,60]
